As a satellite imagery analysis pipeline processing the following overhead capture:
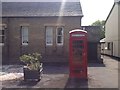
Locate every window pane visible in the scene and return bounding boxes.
[57,27,63,45]
[0,36,4,43]
[0,36,2,43]
[46,36,52,44]
[21,26,28,45]
[0,30,4,35]
[22,36,28,43]
[2,36,4,43]
[0,30,5,43]
[0,30,2,35]
[57,36,62,43]
[57,28,63,35]
[107,42,110,50]
[2,30,4,35]
[22,27,28,36]
[46,28,52,37]
[46,27,53,45]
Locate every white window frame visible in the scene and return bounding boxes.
[46,26,53,46]
[21,26,29,46]
[56,27,64,45]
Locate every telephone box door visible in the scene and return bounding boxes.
[72,40,85,65]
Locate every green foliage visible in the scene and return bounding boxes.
[91,20,105,39]
[100,28,105,39]
[91,20,105,26]
[20,53,42,70]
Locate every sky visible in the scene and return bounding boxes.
[1,0,114,26]
[80,0,114,26]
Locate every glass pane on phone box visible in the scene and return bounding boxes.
[73,48,83,63]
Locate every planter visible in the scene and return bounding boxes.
[23,63,43,81]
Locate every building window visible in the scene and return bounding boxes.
[107,42,110,50]
[56,27,64,45]
[0,26,5,45]
[46,26,53,45]
[21,26,28,45]
[0,30,4,43]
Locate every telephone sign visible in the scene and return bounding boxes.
[69,29,88,79]
[72,34,85,37]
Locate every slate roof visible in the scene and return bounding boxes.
[2,2,83,17]
[81,26,101,42]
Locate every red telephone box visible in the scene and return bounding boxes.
[69,29,87,79]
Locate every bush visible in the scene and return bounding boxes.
[20,53,42,70]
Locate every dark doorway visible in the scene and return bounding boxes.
[88,42,98,62]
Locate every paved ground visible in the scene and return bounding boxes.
[0,55,119,88]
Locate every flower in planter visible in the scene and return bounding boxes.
[20,53,42,70]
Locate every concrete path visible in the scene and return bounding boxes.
[88,56,118,88]
[0,55,119,88]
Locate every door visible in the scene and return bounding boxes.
[72,40,85,64]
[45,26,64,57]
[88,43,97,60]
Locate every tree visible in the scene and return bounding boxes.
[91,20,105,26]
[91,20,105,39]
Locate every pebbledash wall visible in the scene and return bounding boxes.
[2,17,102,64]
[2,17,82,64]
[102,1,120,58]
[2,18,102,64]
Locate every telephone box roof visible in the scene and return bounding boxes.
[69,29,87,34]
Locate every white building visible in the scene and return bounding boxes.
[102,1,120,58]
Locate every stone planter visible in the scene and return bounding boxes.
[23,63,43,81]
